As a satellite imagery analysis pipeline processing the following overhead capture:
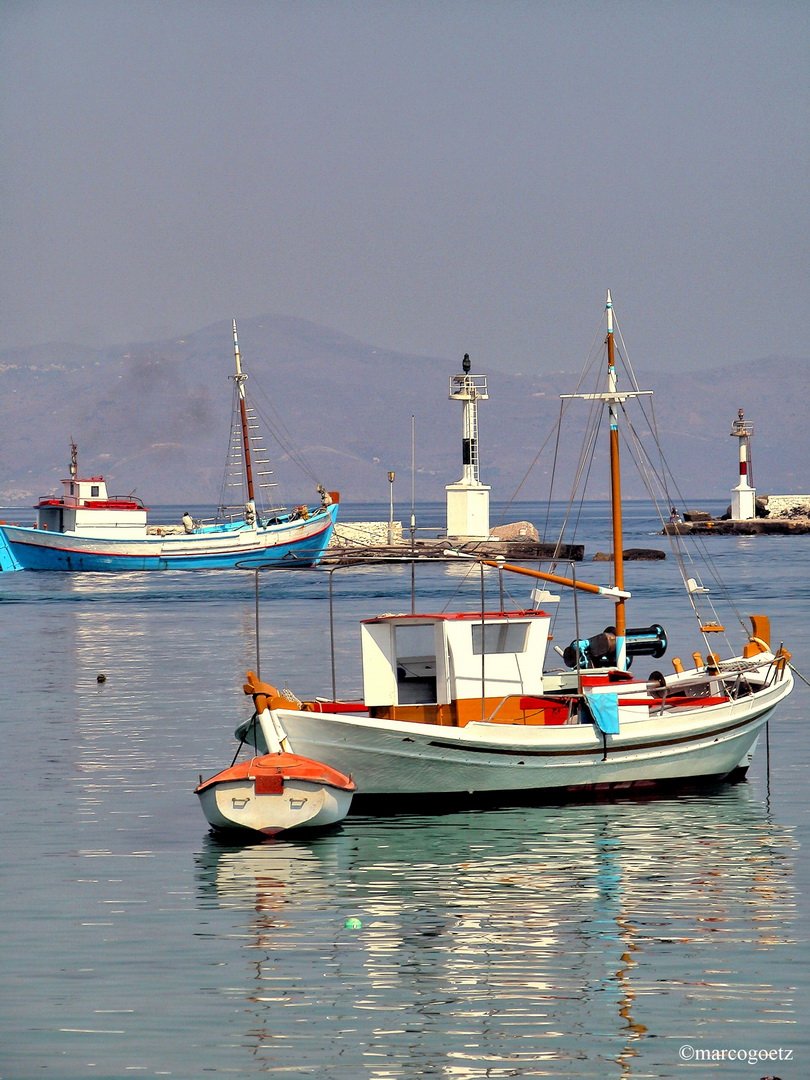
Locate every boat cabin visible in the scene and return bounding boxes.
[35,476,148,538]
[360,610,553,726]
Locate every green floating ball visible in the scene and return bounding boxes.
[344,917,362,929]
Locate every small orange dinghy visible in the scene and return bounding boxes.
[195,672,355,837]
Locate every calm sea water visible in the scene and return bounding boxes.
[1,502,808,1080]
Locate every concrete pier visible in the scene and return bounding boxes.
[327,522,583,563]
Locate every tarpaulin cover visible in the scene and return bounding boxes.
[584,692,620,734]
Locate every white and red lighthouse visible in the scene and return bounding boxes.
[730,408,756,520]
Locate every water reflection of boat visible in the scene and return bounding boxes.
[193,789,797,1077]
[239,296,793,805]
[195,671,355,837]
[0,321,338,571]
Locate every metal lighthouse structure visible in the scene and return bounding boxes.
[730,408,756,520]
[445,353,492,540]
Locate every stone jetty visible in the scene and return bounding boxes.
[665,495,810,536]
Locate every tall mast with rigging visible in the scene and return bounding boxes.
[232,319,257,526]
[605,291,627,669]
[560,292,652,669]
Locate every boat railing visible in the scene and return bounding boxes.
[213,503,334,528]
[730,419,754,437]
[647,660,772,715]
[449,373,488,401]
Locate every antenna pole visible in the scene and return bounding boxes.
[410,414,416,613]
[254,570,261,677]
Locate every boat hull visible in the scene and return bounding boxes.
[274,675,791,804]
[197,777,354,835]
[195,752,355,836]
[0,506,337,571]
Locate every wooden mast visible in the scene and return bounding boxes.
[605,291,627,668]
[232,320,256,524]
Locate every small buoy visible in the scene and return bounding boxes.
[344,917,362,929]
[96,673,106,683]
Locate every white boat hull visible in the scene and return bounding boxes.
[273,674,791,802]
[195,749,356,835]
[197,776,354,836]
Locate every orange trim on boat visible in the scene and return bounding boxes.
[195,753,355,795]
[303,701,368,713]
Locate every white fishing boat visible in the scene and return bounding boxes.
[230,294,794,806]
[0,321,338,571]
[195,671,356,836]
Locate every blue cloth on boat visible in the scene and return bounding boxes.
[0,530,22,572]
[585,692,620,734]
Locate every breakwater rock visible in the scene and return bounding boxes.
[593,548,666,561]
[667,518,810,536]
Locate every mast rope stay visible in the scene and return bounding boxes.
[247,378,325,488]
[216,343,328,520]
[614,394,750,649]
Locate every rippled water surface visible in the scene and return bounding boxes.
[1,503,808,1079]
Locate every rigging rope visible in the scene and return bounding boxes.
[216,375,329,519]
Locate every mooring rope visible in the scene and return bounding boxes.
[788,661,810,689]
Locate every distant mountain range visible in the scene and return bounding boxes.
[1,315,807,516]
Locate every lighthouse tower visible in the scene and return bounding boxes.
[730,408,756,520]
[445,354,492,540]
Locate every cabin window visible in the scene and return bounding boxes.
[91,485,100,497]
[472,622,530,655]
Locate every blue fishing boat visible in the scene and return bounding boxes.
[0,322,338,571]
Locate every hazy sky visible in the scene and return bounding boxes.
[1,0,807,372]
